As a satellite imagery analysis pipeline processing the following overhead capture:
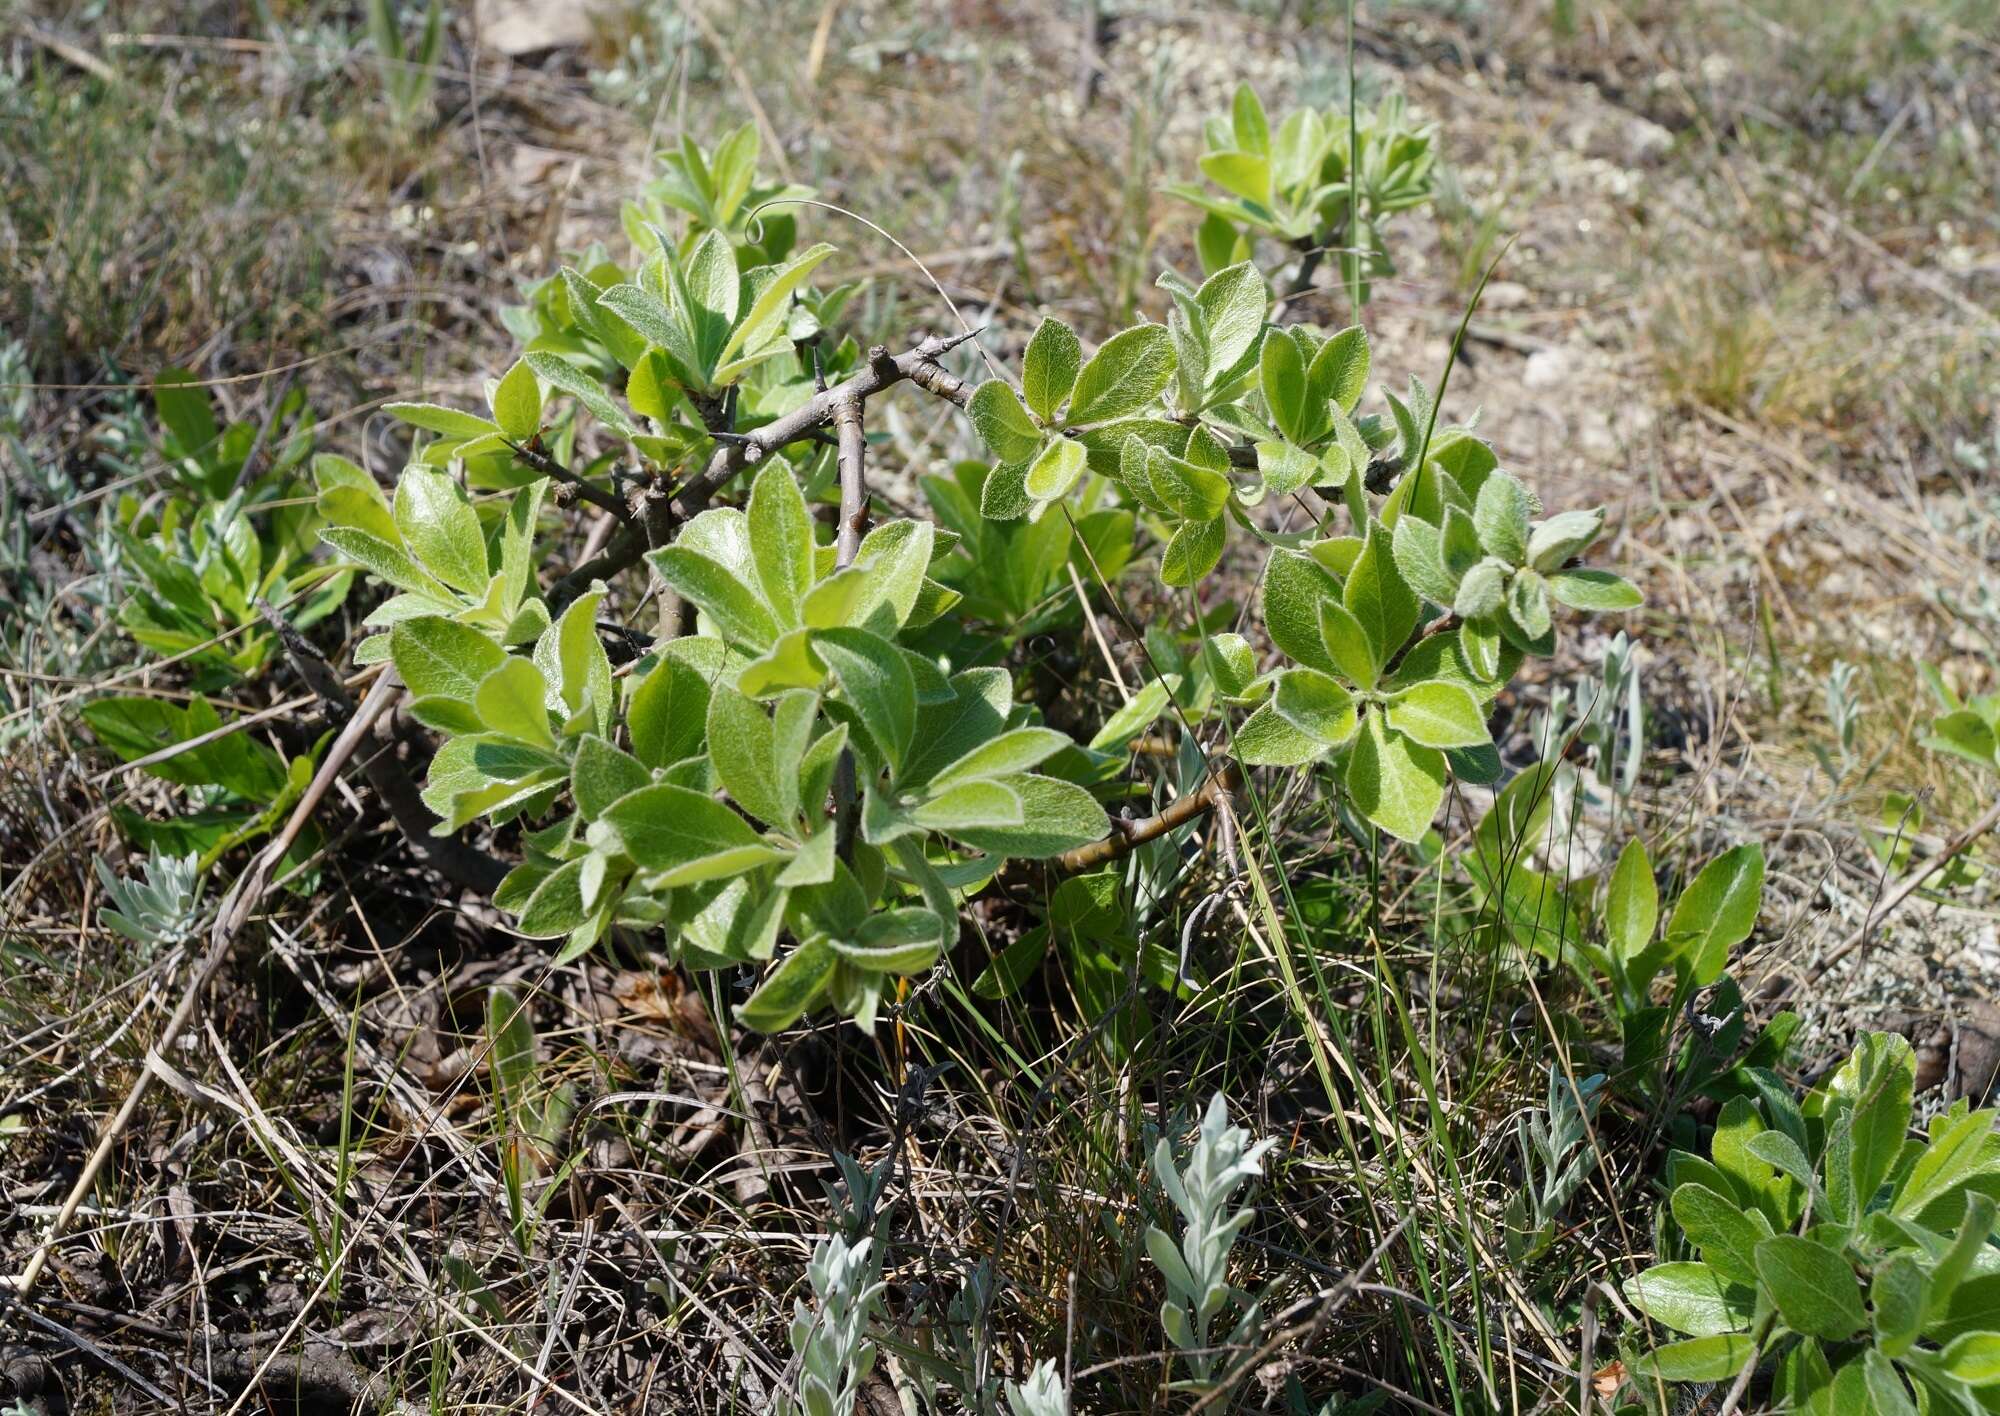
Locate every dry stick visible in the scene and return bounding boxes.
[5,672,402,1303]
[831,396,868,563]
[506,440,632,522]
[1806,792,2000,987]
[1054,760,1242,874]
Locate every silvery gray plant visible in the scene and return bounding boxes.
[1004,1359,1069,1416]
[776,1233,887,1416]
[1502,1065,1606,1263]
[1146,1092,1278,1389]
[94,851,203,951]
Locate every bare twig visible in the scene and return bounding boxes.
[1055,759,1242,874]
[506,439,632,522]
[832,396,867,564]
[544,332,975,613]
[671,331,976,520]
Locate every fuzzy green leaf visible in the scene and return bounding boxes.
[1069,325,1175,424]
[1346,711,1446,844]
[1022,317,1082,423]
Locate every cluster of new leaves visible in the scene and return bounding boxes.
[968,257,1641,842]
[1164,84,1437,301]
[1624,1033,2000,1411]
[319,449,1108,1033]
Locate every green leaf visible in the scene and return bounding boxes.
[1927,1193,1995,1315]
[534,586,614,733]
[1262,550,1340,676]
[816,627,916,774]
[1385,680,1489,749]
[475,657,555,747]
[648,545,781,651]
[683,228,740,359]
[746,462,815,627]
[927,727,1071,790]
[968,382,1048,464]
[384,401,499,440]
[908,778,1023,835]
[1547,569,1643,611]
[1626,1261,1755,1337]
[600,784,783,886]
[1230,82,1270,154]
[707,685,804,828]
[1069,325,1175,424]
[391,616,506,703]
[1194,261,1267,375]
[1255,440,1318,497]
[1940,1332,2000,1386]
[1024,435,1089,502]
[1160,516,1224,587]
[1308,325,1370,416]
[1022,317,1082,423]
[1346,711,1446,844]
[1260,327,1307,442]
[394,467,489,595]
[1391,514,1457,605]
[1344,524,1419,667]
[523,350,638,438]
[516,858,589,937]
[946,774,1109,858]
[1862,1350,1918,1416]
[1755,1236,1865,1340]
[737,938,835,1032]
[571,734,650,820]
[1199,150,1271,207]
[717,242,836,372]
[1453,559,1507,620]
[1235,701,1323,766]
[1665,844,1764,985]
[1842,1032,1916,1215]
[1473,471,1533,565]
[1144,446,1231,522]
[1606,838,1658,968]
[490,359,543,442]
[1527,507,1605,572]
[1671,1184,1773,1288]
[1506,568,1552,641]
[153,367,218,457]
[971,928,1051,1000]
[1870,1253,1929,1358]
[1893,1106,2000,1220]
[1318,600,1380,690]
[321,527,451,600]
[831,909,947,974]
[627,644,715,768]
[1087,679,1177,753]
[1273,668,1358,746]
[1637,1334,1755,1383]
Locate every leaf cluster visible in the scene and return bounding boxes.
[1623,1032,2000,1413]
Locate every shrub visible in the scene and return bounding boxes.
[307,121,1640,1036]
